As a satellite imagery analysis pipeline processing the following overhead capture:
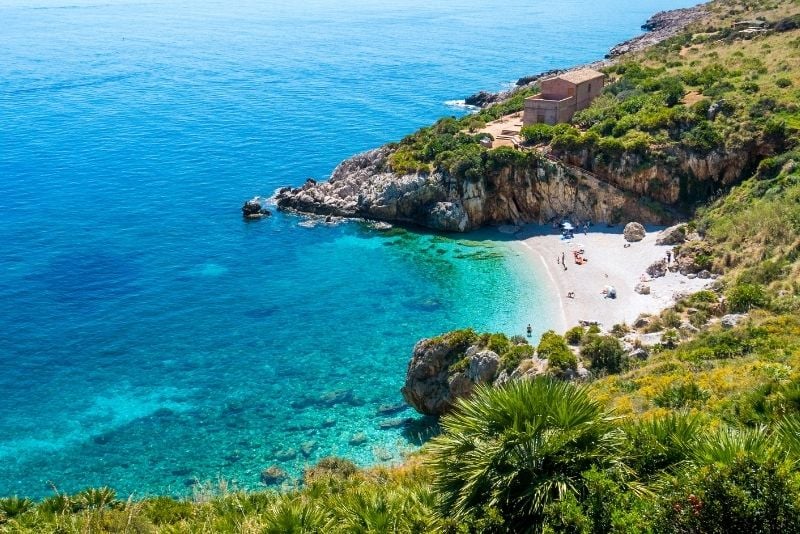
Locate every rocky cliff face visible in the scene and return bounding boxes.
[560,141,771,206]
[275,148,674,232]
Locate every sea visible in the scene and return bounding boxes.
[0,0,698,498]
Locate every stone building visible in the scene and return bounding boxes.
[522,69,605,126]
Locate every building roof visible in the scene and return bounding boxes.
[556,68,605,85]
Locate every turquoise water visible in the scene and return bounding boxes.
[0,0,697,498]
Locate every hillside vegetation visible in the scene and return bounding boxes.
[4,0,800,532]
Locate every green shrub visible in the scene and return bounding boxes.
[657,456,800,533]
[520,123,555,144]
[143,496,195,524]
[654,382,710,408]
[487,333,510,355]
[662,328,680,348]
[432,328,478,351]
[541,493,591,534]
[689,290,718,305]
[565,326,585,345]
[776,77,793,88]
[581,335,627,374]
[661,309,682,328]
[727,283,768,312]
[538,331,577,372]
[597,136,626,155]
[500,344,535,371]
[681,122,722,152]
[741,81,760,94]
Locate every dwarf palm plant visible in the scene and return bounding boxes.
[261,495,326,534]
[426,378,626,530]
[76,487,118,511]
[0,496,34,519]
[325,480,440,533]
[623,412,706,478]
[777,414,800,463]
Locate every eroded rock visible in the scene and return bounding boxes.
[624,222,646,242]
[656,224,687,245]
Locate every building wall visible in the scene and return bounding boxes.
[574,75,605,112]
[540,78,576,100]
[523,96,575,126]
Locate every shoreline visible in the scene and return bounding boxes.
[506,224,712,332]
[465,3,708,107]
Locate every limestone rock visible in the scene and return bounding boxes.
[698,270,712,279]
[349,432,367,446]
[300,441,317,458]
[721,314,747,329]
[447,372,474,400]
[630,348,649,360]
[400,334,476,416]
[467,350,500,383]
[656,224,686,245]
[633,315,651,329]
[275,145,675,233]
[635,283,651,295]
[624,222,646,242]
[647,259,668,278]
[261,466,288,485]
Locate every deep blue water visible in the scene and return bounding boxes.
[0,0,698,498]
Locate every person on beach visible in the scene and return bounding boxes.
[666,250,672,263]
[561,251,565,265]
[526,324,533,337]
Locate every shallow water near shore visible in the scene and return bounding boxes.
[1,0,697,497]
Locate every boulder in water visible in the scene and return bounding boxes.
[242,197,271,219]
[261,465,288,485]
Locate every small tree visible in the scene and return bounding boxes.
[538,331,577,372]
[581,335,627,374]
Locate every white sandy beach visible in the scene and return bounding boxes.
[508,224,712,333]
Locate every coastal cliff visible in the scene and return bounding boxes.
[275,2,784,232]
[275,147,674,231]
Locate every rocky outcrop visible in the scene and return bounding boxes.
[276,148,673,232]
[656,224,687,246]
[242,197,271,219]
[608,5,708,57]
[400,333,476,416]
[400,332,541,416]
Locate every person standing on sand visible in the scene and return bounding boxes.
[666,250,672,263]
[561,251,565,265]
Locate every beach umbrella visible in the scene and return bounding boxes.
[561,222,574,231]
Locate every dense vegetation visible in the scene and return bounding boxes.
[4,0,800,532]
